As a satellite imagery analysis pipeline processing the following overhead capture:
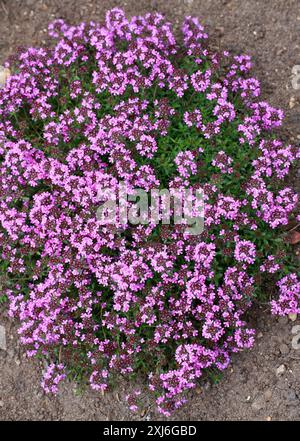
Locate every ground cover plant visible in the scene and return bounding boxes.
[0,8,299,416]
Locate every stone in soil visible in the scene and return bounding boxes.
[264,389,273,401]
[0,66,10,86]
[279,344,290,355]
[276,365,286,376]
[0,325,6,351]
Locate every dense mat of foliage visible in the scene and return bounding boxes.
[0,8,299,415]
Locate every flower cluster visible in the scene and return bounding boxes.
[271,274,300,316]
[41,363,66,394]
[0,8,299,416]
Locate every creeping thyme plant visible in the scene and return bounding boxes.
[0,8,299,416]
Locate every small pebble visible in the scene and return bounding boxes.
[289,96,296,109]
[264,389,273,401]
[0,325,6,351]
[291,325,300,350]
[292,325,300,334]
[279,344,289,355]
[276,364,286,376]
[286,389,297,402]
[0,67,11,87]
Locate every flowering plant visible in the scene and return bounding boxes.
[0,8,299,416]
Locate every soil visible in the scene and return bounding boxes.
[0,0,300,421]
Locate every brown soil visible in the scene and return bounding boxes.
[0,0,299,421]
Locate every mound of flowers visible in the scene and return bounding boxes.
[0,8,299,415]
